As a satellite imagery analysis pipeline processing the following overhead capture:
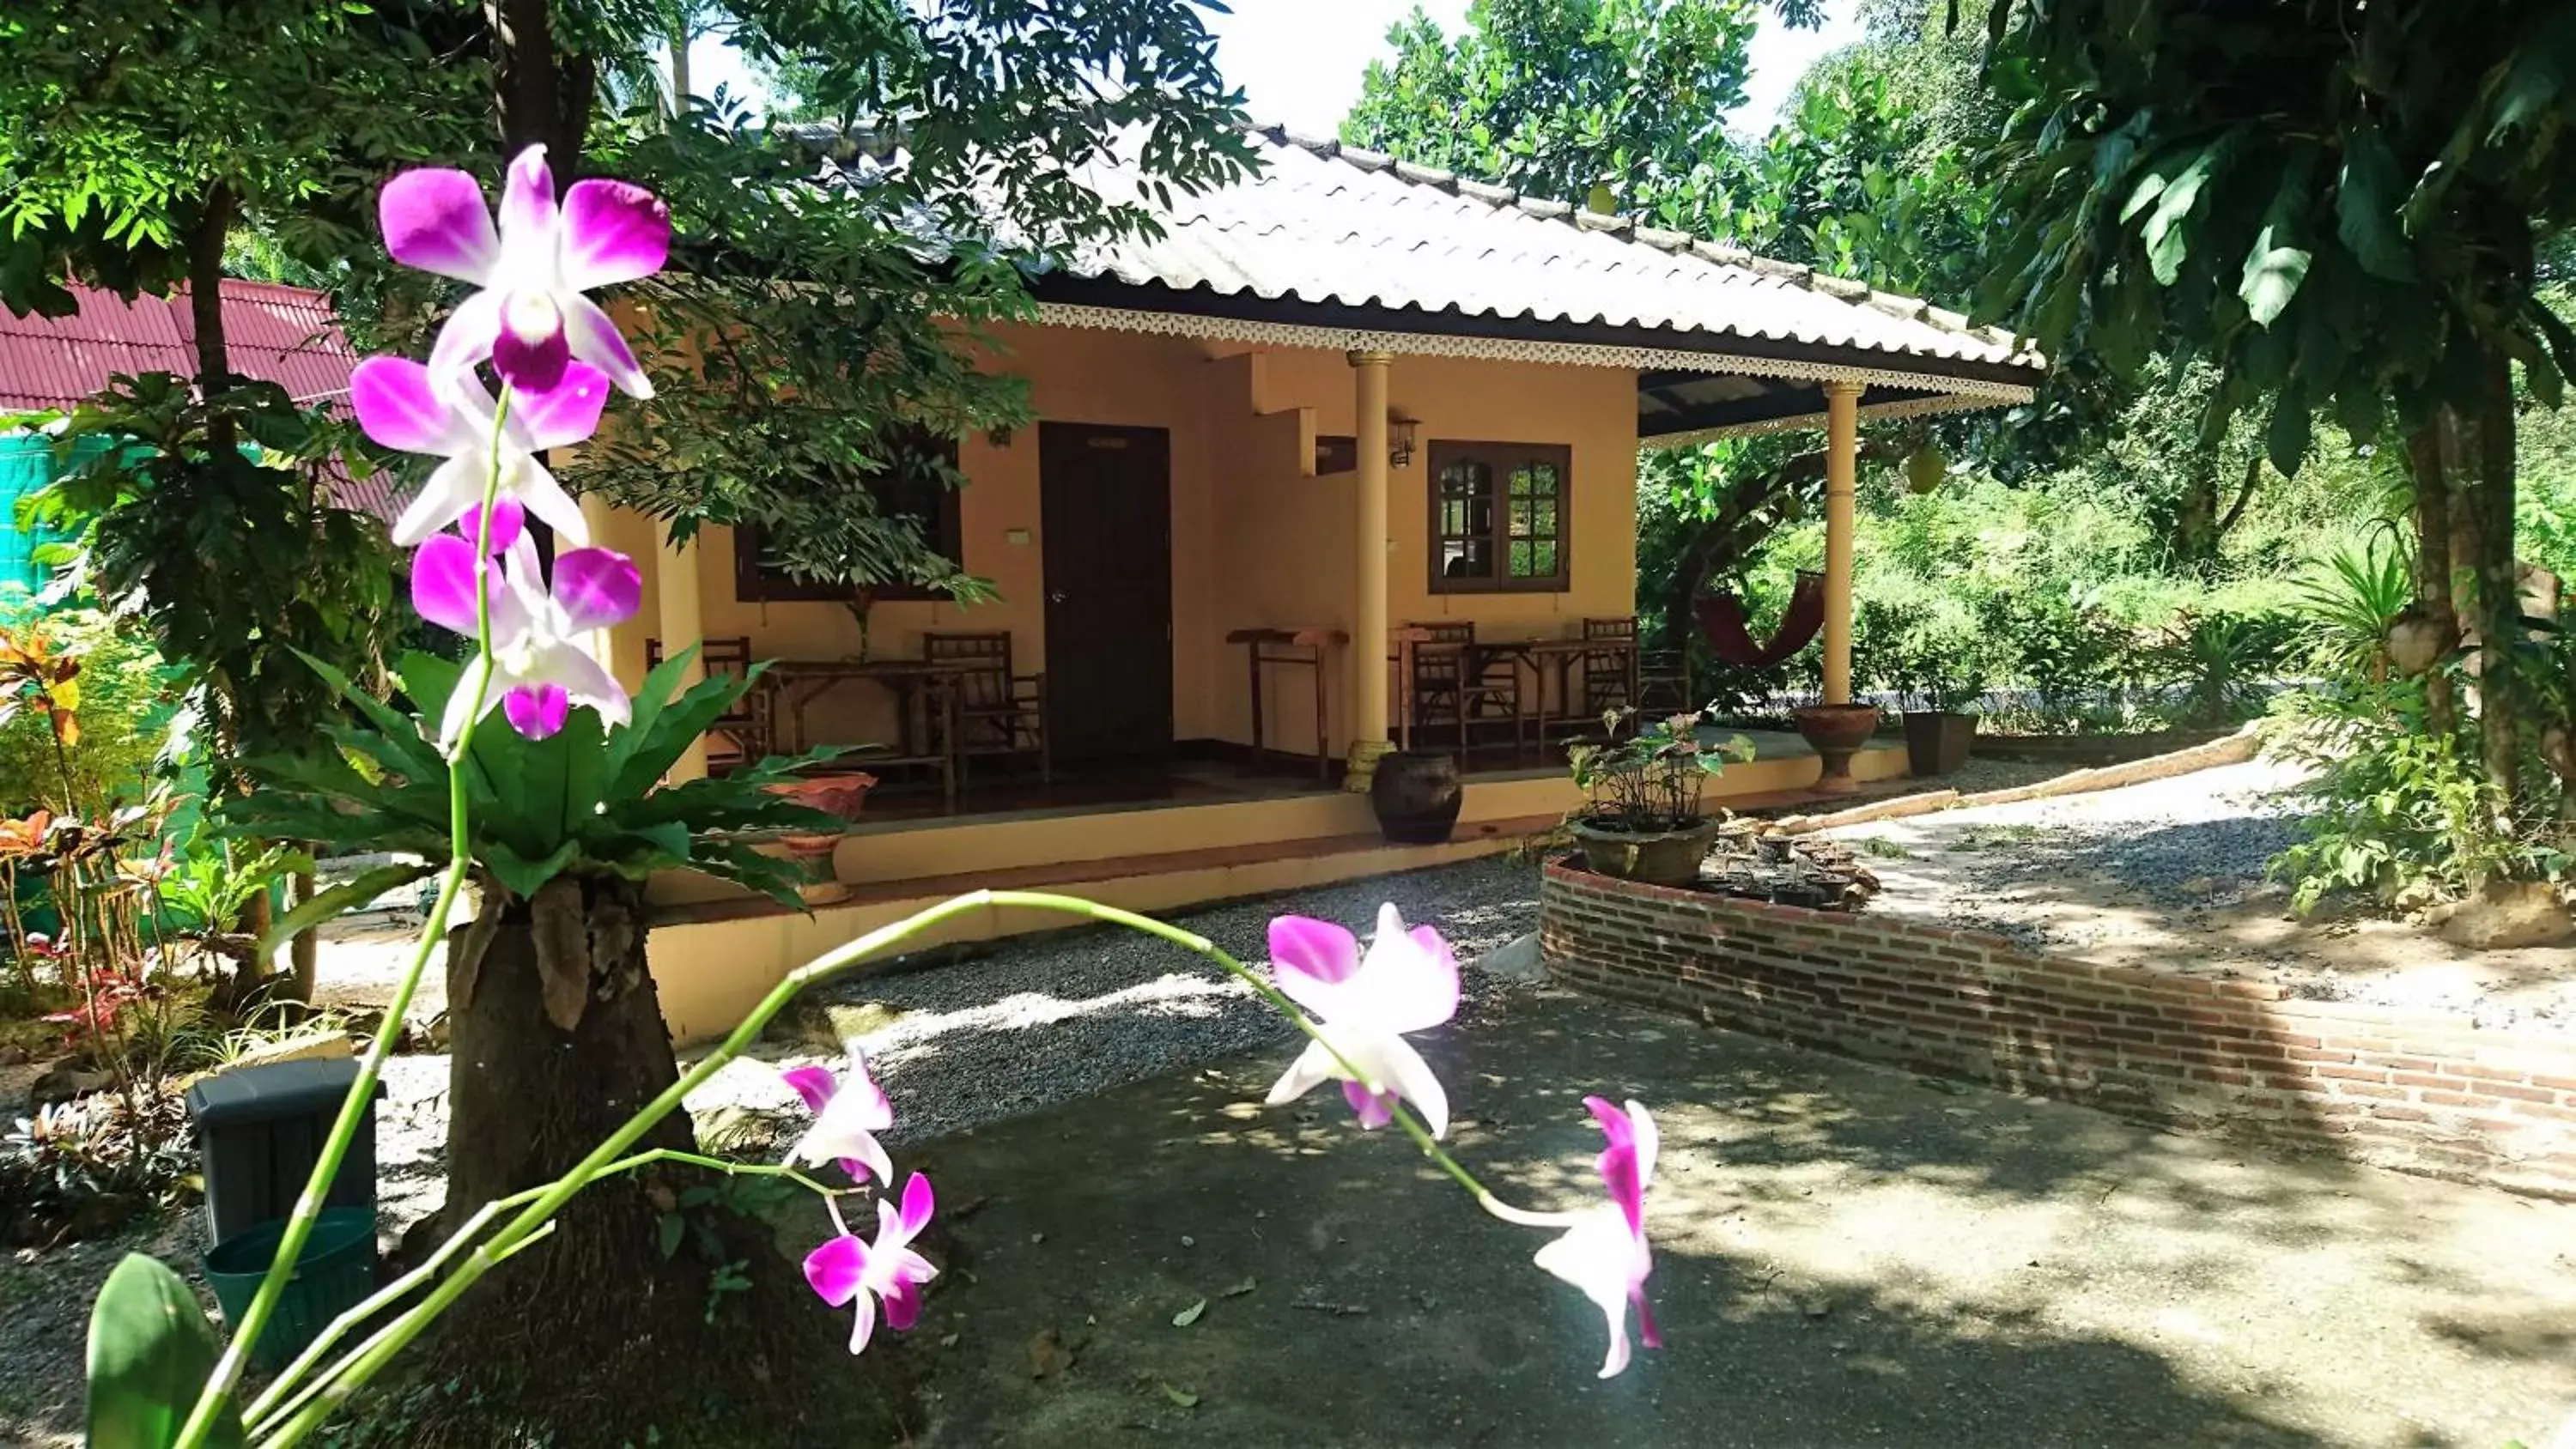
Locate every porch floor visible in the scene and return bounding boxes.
[841,727,1871,830]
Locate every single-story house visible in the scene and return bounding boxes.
[582,126,2045,1040]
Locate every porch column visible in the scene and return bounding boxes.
[1821,379,1862,706]
[1346,349,1394,791]
[579,491,623,670]
[656,531,710,781]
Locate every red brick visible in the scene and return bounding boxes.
[2313,1064,2394,1083]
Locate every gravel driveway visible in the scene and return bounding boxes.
[1828,760,2576,1032]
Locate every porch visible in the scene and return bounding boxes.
[641,730,1907,1041]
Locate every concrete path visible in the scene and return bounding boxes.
[895,990,2576,1447]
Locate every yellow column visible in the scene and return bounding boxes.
[1821,380,1862,706]
[579,492,623,671]
[1346,349,1394,791]
[655,531,710,781]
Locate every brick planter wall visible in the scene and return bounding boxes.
[1540,861,2576,1199]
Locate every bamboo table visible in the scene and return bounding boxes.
[764,658,982,809]
[1225,627,1348,782]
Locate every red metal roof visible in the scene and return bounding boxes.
[0,280,398,520]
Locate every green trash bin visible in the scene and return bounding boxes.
[201,1207,380,1369]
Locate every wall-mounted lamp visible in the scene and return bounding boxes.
[1388,412,1420,469]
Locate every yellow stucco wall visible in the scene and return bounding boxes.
[611,321,1641,757]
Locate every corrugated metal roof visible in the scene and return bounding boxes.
[1052,126,2038,379]
[0,280,399,520]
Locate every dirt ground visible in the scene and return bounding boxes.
[885,989,2576,1448]
[1828,761,2576,1034]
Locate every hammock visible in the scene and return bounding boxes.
[1694,571,1826,670]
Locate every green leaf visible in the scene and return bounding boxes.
[258,862,436,956]
[2335,124,2413,281]
[483,838,583,900]
[2266,385,2312,478]
[2237,222,2311,328]
[2332,384,2385,447]
[2141,142,2220,286]
[657,1213,686,1260]
[86,1254,246,1449]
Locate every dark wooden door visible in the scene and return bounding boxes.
[1040,422,1174,765]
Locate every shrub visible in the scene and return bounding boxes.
[0,1081,197,1246]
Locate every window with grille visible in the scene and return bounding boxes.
[1429,440,1569,593]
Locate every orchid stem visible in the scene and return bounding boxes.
[249,885,1559,1446]
[173,395,515,1449]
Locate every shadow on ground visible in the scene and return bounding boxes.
[878,991,2576,1449]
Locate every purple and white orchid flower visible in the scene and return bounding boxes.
[781,1049,896,1188]
[803,1172,939,1356]
[1263,904,1460,1137]
[353,355,609,548]
[411,518,640,742]
[1533,1097,1662,1379]
[380,145,667,398]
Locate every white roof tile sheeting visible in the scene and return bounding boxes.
[1056,127,2034,375]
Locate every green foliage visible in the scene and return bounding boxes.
[2146,610,2294,729]
[83,1251,244,1448]
[4,1086,201,1249]
[2268,681,2565,912]
[1979,0,2576,454]
[0,603,177,816]
[224,650,844,909]
[2287,534,2415,682]
[0,0,487,316]
[1342,0,1765,213]
[28,377,399,785]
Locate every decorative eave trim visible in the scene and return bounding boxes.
[1031,301,2039,408]
[1641,389,2029,446]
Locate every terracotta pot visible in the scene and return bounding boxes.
[1790,704,1881,796]
[762,773,878,905]
[1900,710,1978,776]
[1369,749,1463,845]
[1569,816,1723,888]
[763,772,879,824]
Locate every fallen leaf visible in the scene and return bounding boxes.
[939,1333,960,1349]
[1219,1277,1257,1298]
[1159,1382,1200,1410]
[1172,1298,1206,1328]
[1028,1328,1075,1379]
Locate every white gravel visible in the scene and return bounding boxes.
[1828,760,2576,1032]
[363,856,1546,1234]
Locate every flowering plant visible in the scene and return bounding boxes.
[85,152,1672,1449]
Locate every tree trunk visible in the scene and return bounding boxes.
[2460,353,2523,805]
[2403,421,2459,737]
[427,874,860,1446]
[492,0,595,173]
[2172,452,2219,571]
[286,866,319,1003]
[187,185,237,452]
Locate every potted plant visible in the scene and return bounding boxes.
[761,771,878,903]
[1565,707,1755,886]
[1888,624,1985,777]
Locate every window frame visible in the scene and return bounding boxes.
[732,436,966,603]
[1425,440,1572,595]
